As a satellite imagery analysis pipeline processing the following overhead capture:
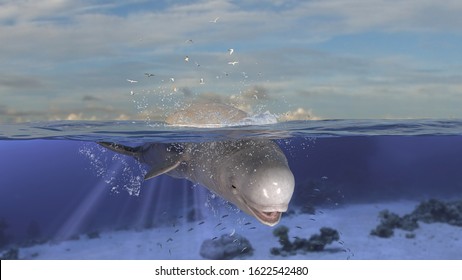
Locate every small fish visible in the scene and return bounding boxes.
[318,210,324,214]
[313,188,321,192]
[169,249,172,255]
[212,236,218,240]
[215,222,222,228]
[157,242,162,249]
[229,229,235,236]
[296,226,302,229]
[221,214,229,218]
[228,48,234,55]
[174,229,179,233]
[166,238,173,242]
[228,61,239,66]
[199,78,204,84]
[198,221,205,225]
[126,79,138,83]
[178,215,183,219]
[184,56,189,62]
[232,239,239,243]
[338,240,344,245]
[220,227,227,231]
[185,39,193,44]
[244,222,252,226]
[309,218,316,221]
[241,247,248,253]
[249,227,256,230]
[144,73,155,77]
[293,236,300,240]
[188,228,194,232]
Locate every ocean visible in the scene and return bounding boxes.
[1,119,461,260]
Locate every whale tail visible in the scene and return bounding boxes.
[98,142,182,180]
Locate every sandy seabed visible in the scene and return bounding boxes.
[10,200,462,260]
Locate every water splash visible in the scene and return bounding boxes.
[238,111,278,126]
[78,143,145,196]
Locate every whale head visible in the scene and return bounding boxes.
[221,141,295,226]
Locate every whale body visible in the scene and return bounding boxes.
[99,103,295,226]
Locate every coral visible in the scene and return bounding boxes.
[371,199,462,239]
[370,224,394,238]
[273,226,292,251]
[370,210,418,238]
[412,199,462,226]
[1,248,19,260]
[200,233,253,260]
[87,231,100,239]
[271,226,340,255]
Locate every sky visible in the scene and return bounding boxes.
[1,0,462,122]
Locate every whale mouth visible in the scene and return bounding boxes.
[248,206,282,226]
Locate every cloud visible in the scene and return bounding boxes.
[82,95,101,102]
[0,0,76,23]
[0,75,45,90]
[291,0,462,34]
[1,0,462,121]
[0,102,137,123]
[2,0,461,66]
[278,107,319,121]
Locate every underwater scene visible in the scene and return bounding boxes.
[2,0,462,264]
[1,119,461,260]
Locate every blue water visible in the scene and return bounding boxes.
[1,119,462,259]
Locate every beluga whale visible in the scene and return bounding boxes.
[99,103,295,226]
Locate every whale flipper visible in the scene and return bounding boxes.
[145,160,181,180]
[98,142,142,158]
[99,142,184,180]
